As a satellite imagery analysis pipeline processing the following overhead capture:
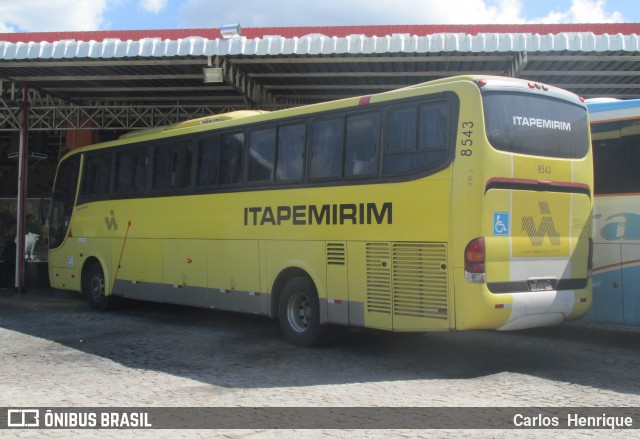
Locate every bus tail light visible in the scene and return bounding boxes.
[465,237,485,283]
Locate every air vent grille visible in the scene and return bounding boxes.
[326,242,346,266]
[366,242,448,320]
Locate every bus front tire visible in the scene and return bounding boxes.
[83,263,119,311]
[278,277,324,347]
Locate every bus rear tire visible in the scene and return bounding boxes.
[84,262,119,311]
[278,276,325,347]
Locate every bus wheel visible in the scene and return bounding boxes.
[83,262,118,311]
[278,276,324,346]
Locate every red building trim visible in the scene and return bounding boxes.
[1,23,639,44]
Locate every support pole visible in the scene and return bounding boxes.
[15,85,28,292]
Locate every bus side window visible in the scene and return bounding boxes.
[383,101,449,176]
[310,117,343,180]
[345,112,379,177]
[220,132,245,185]
[248,127,276,183]
[197,136,221,187]
[153,141,193,190]
[277,123,305,182]
[593,135,640,194]
[418,103,449,150]
[115,147,149,194]
[80,152,111,199]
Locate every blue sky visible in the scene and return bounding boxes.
[0,0,636,33]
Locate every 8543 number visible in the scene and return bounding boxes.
[460,121,474,156]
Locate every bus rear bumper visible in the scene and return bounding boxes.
[497,289,578,331]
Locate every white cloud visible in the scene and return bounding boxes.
[0,22,16,33]
[534,0,623,23]
[179,0,624,27]
[140,0,168,14]
[0,0,625,34]
[0,0,109,32]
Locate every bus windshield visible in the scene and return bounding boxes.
[483,92,589,159]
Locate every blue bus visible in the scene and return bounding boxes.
[585,98,640,325]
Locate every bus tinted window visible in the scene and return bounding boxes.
[197,136,220,186]
[592,121,640,194]
[384,101,449,176]
[386,106,416,151]
[248,127,276,183]
[418,103,449,151]
[483,92,589,158]
[152,140,193,190]
[220,132,244,185]
[311,117,344,179]
[345,112,379,177]
[81,152,111,197]
[277,123,305,182]
[115,147,149,194]
[49,155,80,248]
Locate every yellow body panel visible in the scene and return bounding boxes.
[48,75,593,334]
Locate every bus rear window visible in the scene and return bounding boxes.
[483,92,589,159]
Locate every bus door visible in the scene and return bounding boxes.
[48,155,81,290]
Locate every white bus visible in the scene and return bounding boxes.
[585,98,640,325]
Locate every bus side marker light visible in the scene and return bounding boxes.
[186,258,192,264]
[495,304,512,309]
[328,299,342,304]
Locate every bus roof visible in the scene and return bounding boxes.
[62,75,581,157]
[587,99,640,123]
[119,110,270,140]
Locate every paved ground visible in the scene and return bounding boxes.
[1,288,639,438]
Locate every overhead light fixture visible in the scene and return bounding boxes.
[220,23,242,39]
[203,67,223,83]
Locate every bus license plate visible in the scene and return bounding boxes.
[528,279,554,292]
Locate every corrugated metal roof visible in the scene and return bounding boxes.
[1,27,640,59]
[0,23,639,131]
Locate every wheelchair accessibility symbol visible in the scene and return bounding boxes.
[493,212,510,236]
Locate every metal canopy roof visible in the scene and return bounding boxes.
[1,23,640,131]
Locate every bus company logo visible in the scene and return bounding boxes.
[512,116,571,131]
[521,202,561,246]
[244,202,393,226]
[595,212,640,241]
[7,409,40,427]
[105,210,118,231]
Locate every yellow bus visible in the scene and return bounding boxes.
[47,75,593,345]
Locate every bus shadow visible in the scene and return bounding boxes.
[1,288,639,397]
